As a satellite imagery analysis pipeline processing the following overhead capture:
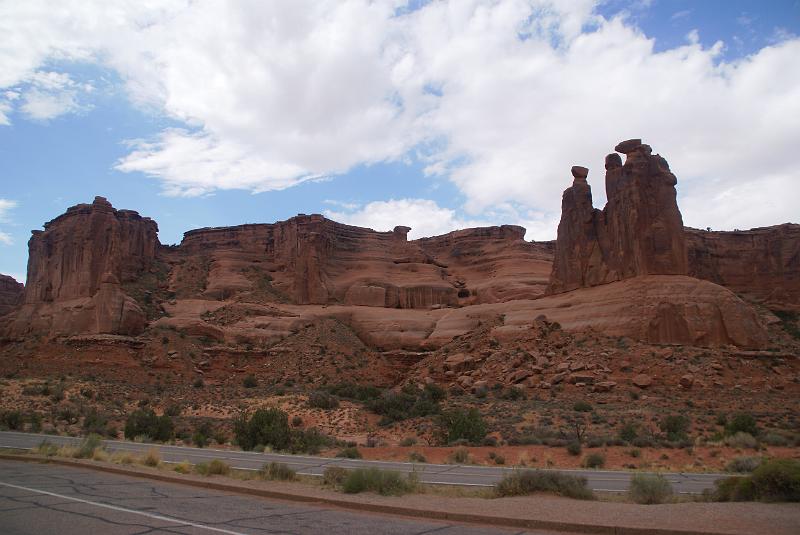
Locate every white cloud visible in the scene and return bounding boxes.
[0,199,17,245]
[325,198,489,240]
[0,0,798,233]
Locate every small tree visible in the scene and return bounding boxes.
[234,408,291,451]
[124,409,174,442]
[726,413,759,437]
[439,408,487,445]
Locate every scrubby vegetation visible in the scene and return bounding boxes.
[715,459,800,502]
[124,409,174,442]
[232,408,332,454]
[259,462,296,481]
[340,468,418,496]
[438,408,487,445]
[495,470,594,500]
[629,473,673,504]
[367,384,443,425]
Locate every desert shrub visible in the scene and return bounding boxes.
[233,408,291,451]
[566,441,582,456]
[725,432,758,449]
[323,466,348,487]
[0,410,23,430]
[618,422,638,444]
[36,441,59,457]
[714,476,756,501]
[400,437,417,447]
[27,412,42,433]
[74,434,103,459]
[124,409,174,442]
[82,409,110,436]
[324,383,382,402]
[336,446,361,459]
[368,385,441,424]
[193,378,204,388]
[439,408,487,445]
[291,415,303,427]
[242,374,258,388]
[111,451,136,465]
[259,462,296,481]
[495,470,594,500]
[629,473,673,504]
[173,461,192,474]
[289,427,332,454]
[140,448,161,467]
[573,401,592,412]
[725,413,759,437]
[447,447,470,464]
[308,391,340,410]
[761,433,789,447]
[659,414,690,442]
[583,453,605,469]
[341,468,418,496]
[408,451,427,463]
[632,436,655,448]
[750,459,800,502]
[498,387,526,401]
[194,459,230,476]
[726,456,762,473]
[164,404,183,417]
[192,430,209,448]
[493,455,506,465]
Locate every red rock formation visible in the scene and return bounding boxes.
[171,216,552,308]
[2,197,158,337]
[0,274,23,317]
[687,224,800,309]
[549,139,688,293]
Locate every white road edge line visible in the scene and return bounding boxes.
[0,480,251,535]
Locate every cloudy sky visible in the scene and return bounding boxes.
[1,0,798,283]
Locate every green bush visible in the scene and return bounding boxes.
[0,410,23,430]
[289,427,332,454]
[259,462,296,481]
[242,375,258,388]
[619,422,638,444]
[751,459,800,502]
[573,401,592,412]
[761,433,789,447]
[336,446,362,459]
[324,383,382,402]
[566,441,582,456]
[82,409,110,436]
[439,408,487,445]
[368,385,441,424]
[583,453,605,468]
[725,413,759,437]
[659,414,690,441]
[124,409,174,442]
[495,470,594,500]
[341,468,418,496]
[308,391,340,410]
[715,476,757,501]
[447,447,470,464]
[233,408,291,451]
[629,473,673,504]
[726,456,762,473]
[408,451,427,463]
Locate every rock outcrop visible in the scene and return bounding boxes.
[549,139,688,293]
[0,275,23,317]
[170,216,553,308]
[687,224,800,309]
[2,197,157,337]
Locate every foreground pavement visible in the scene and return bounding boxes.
[0,431,723,493]
[0,460,557,535]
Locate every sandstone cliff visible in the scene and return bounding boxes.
[0,275,23,317]
[2,197,158,337]
[687,224,800,309]
[549,140,688,293]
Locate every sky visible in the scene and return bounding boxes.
[1,0,799,284]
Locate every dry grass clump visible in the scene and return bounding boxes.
[172,461,193,474]
[110,451,136,465]
[259,462,296,481]
[495,470,594,500]
[140,448,161,467]
[195,459,230,476]
[629,473,674,504]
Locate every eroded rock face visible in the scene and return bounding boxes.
[687,224,800,308]
[549,139,688,293]
[0,275,23,317]
[171,216,553,308]
[2,197,157,337]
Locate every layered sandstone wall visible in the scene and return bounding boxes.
[0,275,23,317]
[687,224,800,308]
[2,197,158,337]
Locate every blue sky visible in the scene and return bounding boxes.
[1,0,799,284]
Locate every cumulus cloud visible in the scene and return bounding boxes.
[1,0,798,234]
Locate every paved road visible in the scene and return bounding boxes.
[0,431,723,493]
[0,460,561,535]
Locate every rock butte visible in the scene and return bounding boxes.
[0,141,798,354]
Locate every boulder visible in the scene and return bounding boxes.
[594,381,617,392]
[632,374,653,388]
[679,374,694,389]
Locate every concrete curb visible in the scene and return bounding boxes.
[0,454,734,535]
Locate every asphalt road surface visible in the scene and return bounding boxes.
[0,431,724,494]
[0,459,562,535]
